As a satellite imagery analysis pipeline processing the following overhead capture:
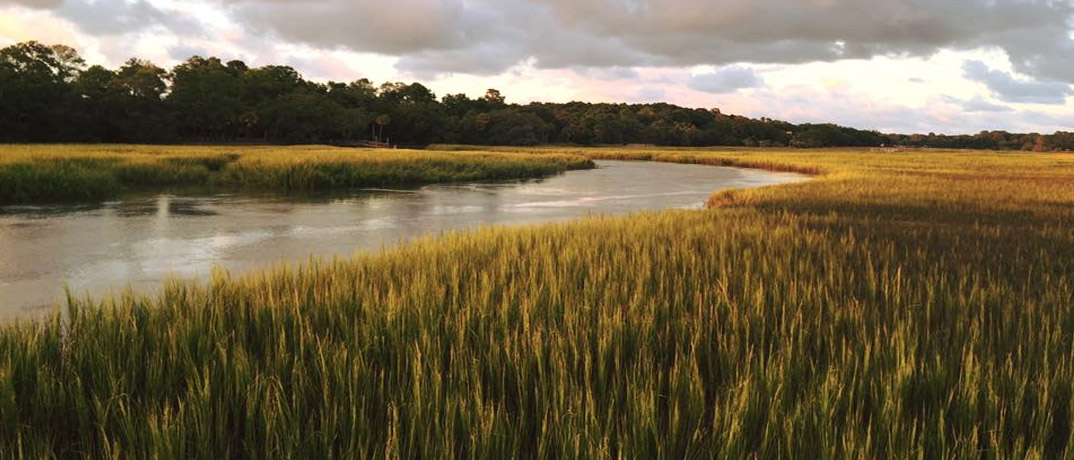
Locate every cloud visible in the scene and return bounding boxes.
[633,86,666,103]
[1021,110,1074,131]
[574,66,640,81]
[285,53,362,82]
[54,0,202,36]
[739,89,1032,135]
[5,0,1074,135]
[200,0,1074,82]
[688,66,764,94]
[168,44,210,62]
[0,0,62,8]
[1,0,204,40]
[961,96,1014,113]
[11,0,1074,84]
[0,7,80,45]
[223,0,468,55]
[963,60,1073,104]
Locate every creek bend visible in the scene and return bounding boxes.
[0,160,807,318]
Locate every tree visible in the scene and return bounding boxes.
[374,115,391,143]
[327,78,377,108]
[112,59,173,141]
[478,88,506,111]
[243,65,302,102]
[0,41,84,82]
[168,56,245,139]
[0,41,85,140]
[480,109,550,145]
[0,40,1067,150]
[441,93,476,117]
[114,58,168,99]
[1045,132,1074,151]
[74,65,116,100]
[72,65,123,141]
[259,91,347,142]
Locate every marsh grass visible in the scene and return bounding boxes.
[0,145,594,204]
[1,146,1073,458]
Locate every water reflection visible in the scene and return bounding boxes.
[0,161,807,318]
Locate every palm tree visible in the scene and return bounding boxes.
[374,114,391,143]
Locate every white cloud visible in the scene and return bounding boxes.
[688,66,764,94]
[0,7,80,45]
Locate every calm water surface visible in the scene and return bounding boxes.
[0,161,806,317]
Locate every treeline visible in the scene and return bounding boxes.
[887,131,1074,151]
[2,41,1072,150]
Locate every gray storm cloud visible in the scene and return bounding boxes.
[1,0,202,37]
[963,60,1073,104]
[9,0,1074,85]
[221,0,469,54]
[0,0,63,8]
[56,0,200,36]
[214,0,1074,82]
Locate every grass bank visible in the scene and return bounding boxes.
[2,147,1074,458]
[0,145,594,204]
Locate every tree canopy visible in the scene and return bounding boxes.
[0,41,1070,151]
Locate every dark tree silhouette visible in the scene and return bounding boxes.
[0,40,1070,151]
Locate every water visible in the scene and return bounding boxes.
[0,160,806,318]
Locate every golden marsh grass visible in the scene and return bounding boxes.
[0,144,595,204]
[1,146,1073,457]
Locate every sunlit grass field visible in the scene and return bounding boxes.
[0,145,594,204]
[2,146,1074,458]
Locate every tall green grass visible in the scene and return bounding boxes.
[0,145,594,204]
[1,147,1073,457]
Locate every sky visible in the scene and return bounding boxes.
[1,0,1072,134]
